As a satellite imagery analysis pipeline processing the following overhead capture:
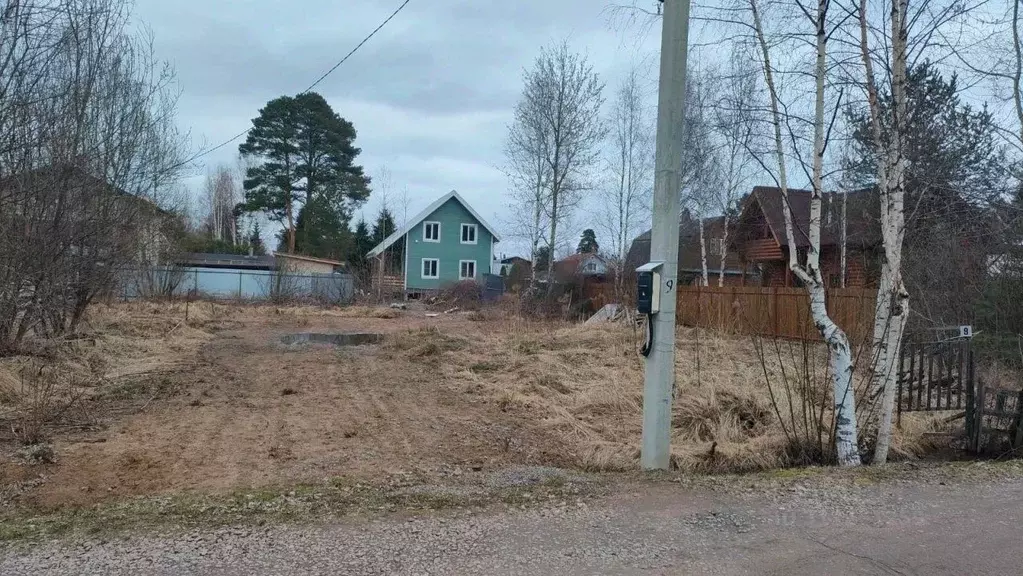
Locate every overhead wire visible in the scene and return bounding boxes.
[168,0,413,171]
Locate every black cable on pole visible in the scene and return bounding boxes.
[170,0,412,170]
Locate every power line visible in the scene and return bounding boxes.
[301,0,411,94]
[173,0,412,170]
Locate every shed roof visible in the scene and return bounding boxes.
[274,252,345,267]
[176,253,276,270]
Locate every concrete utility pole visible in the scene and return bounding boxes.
[641,0,690,471]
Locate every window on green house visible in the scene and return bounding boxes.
[424,222,440,242]
[459,260,476,279]
[460,223,477,244]
[422,258,439,278]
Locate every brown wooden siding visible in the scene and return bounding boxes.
[743,238,784,261]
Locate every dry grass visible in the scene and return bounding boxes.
[0,301,217,443]
[0,300,398,450]
[444,316,953,474]
[0,300,966,484]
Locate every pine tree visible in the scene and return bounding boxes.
[577,229,599,254]
[238,92,371,255]
[238,96,301,252]
[293,198,351,260]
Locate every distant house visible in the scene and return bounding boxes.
[553,253,610,281]
[1,164,175,267]
[366,190,500,294]
[498,256,531,276]
[626,216,749,286]
[732,186,879,288]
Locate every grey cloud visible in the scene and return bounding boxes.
[135,0,662,256]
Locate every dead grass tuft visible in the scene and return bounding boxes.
[388,327,467,358]
[451,320,942,474]
[335,306,401,319]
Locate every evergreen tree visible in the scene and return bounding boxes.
[348,218,373,274]
[293,198,351,260]
[534,245,552,272]
[238,92,371,255]
[249,222,265,255]
[577,229,599,253]
[238,96,301,252]
[372,208,397,243]
[371,207,401,274]
[845,61,1012,323]
[353,219,373,253]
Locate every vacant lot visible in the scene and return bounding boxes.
[0,301,947,513]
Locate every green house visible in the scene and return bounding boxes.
[367,190,500,293]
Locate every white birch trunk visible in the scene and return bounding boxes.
[860,0,911,465]
[840,188,847,288]
[751,0,861,466]
[1013,0,1023,145]
[699,217,709,286]
[718,221,730,287]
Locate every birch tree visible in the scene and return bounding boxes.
[848,0,985,463]
[852,0,910,465]
[710,51,759,286]
[600,64,654,264]
[511,41,606,283]
[202,165,239,243]
[505,83,552,280]
[748,0,862,465]
[679,70,721,287]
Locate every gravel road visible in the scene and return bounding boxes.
[3,471,1022,575]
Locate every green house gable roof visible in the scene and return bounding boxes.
[366,190,500,258]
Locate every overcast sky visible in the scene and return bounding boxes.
[133,0,665,257]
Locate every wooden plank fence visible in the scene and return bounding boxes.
[580,283,877,343]
[674,286,877,343]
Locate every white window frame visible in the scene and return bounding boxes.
[459,259,477,280]
[421,258,439,279]
[460,223,478,245]
[423,221,441,243]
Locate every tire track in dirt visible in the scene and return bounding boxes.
[16,311,572,508]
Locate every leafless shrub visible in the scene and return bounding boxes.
[130,265,188,300]
[0,0,188,353]
[434,280,483,310]
[259,266,304,305]
[4,363,87,445]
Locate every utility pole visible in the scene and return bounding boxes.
[641,0,690,470]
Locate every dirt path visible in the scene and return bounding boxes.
[25,313,563,508]
[3,471,1021,575]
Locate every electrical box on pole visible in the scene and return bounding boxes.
[636,262,663,316]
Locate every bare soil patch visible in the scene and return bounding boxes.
[1,302,568,510]
[0,301,951,512]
